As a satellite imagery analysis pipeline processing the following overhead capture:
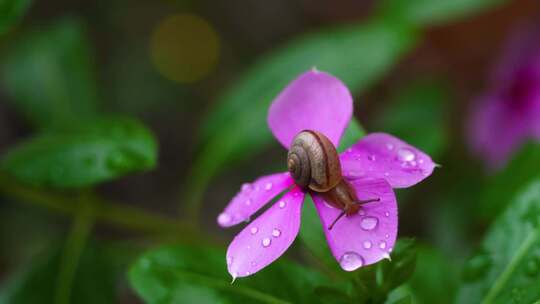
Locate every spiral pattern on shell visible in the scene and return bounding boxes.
[287,130,342,192]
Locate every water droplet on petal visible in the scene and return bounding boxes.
[360,216,379,231]
[385,234,389,239]
[397,148,416,162]
[358,209,365,216]
[384,172,390,177]
[241,183,251,192]
[265,182,273,191]
[418,159,424,164]
[279,201,286,208]
[272,228,281,238]
[386,143,394,150]
[363,241,372,249]
[385,212,390,217]
[245,199,252,206]
[218,213,231,225]
[250,227,258,235]
[245,271,251,276]
[339,252,364,271]
[379,241,387,249]
[367,155,376,161]
[262,238,271,247]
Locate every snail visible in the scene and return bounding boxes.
[287,130,380,230]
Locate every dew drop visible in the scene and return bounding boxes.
[397,148,416,162]
[272,228,281,238]
[385,212,390,217]
[245,271,251,276]
[279,201,286,209]
[262,238,272,247]
[218,213,231,225]
[367,155,376,161]
[384,172,390,177]
[363,241,372,249]
[360,216,379,231]
[245,199,252,206]
[379,241,387,249]
[250,227,258,235]
[358,209,366,216]
[386,143,394,150]
[241,183,251,192]
[265,182,273,191]
[385,234,389,239]
[339,252,364,271]
[418,159,424,164]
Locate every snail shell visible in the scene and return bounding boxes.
[287,130,342,192]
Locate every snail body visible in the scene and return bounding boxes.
[287,130,370,226]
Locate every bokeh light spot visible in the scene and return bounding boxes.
[150,13,219,83]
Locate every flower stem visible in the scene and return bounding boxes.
[0,172,202,240]
[54,194,94,304]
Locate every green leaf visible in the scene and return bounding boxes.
[481,143,540,218]
[0,243,116,304]
[355,239,417,303]
[1,18,99,129]
[407,245,458,304]
[378,0,507,27]
[456,180,540,304]
[185,18,417,215]
[1,116,157,188]
[0,0,31,34]
[129,244,332,304]
[374,80,449,157]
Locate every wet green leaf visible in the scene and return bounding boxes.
[378,0,507,26]
[1,18,99,129]
[129,244,331,304]
[457,180,540,304]
[1,116,157,188]
[0,0,31,34]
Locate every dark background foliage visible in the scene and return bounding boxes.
[1,0,540,303]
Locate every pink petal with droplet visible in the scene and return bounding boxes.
[312,179,397,271]
[340,133,435,188]
[226,187,305,278]
[267,69,353,149]
[217,172,294,227]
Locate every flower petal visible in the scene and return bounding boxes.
[312,179,397,271]
[468,95,530,169]
[340,133,435,188]
[217,172,294,227]
[226,187,304,278]
[267,69,353,148]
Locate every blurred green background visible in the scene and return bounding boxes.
[1,0,540,303]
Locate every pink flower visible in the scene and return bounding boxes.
[217,70,435,278]
[468,24,540,169]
